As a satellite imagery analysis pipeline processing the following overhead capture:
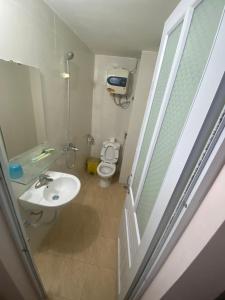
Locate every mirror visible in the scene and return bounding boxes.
[0,59,47,160]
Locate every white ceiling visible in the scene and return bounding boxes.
[45,0,180,57]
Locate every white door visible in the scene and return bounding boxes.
[118,0,225,299]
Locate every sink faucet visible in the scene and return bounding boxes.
[35,174,53,189]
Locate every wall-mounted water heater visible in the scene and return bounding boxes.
[106,68,129,95]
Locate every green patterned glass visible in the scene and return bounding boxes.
[137,0,225,237]
[131,23,182,198]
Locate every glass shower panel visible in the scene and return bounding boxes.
[136,0,225,237]
[131,23,182,199]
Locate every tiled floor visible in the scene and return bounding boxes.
[34,172,126,300]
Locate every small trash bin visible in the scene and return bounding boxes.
[87,157,100,175]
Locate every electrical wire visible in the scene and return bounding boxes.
[111,60,138,109]
[130,59,139,74]
[113,94,131,109]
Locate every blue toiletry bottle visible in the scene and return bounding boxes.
[8,163,24,179]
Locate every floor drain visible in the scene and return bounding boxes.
[52,195,59,200]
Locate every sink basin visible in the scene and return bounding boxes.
[19,171,81,208]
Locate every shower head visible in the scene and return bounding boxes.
[65,51,74,61]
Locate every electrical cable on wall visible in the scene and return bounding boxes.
[130,59,138,74]
[113,94,131,109]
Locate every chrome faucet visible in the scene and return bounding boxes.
[63,143,79,152]
[35,174,53,189]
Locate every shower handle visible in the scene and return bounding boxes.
[69,143,79,151]
[63,143,79,152]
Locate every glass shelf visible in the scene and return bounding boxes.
[8,144,63,185]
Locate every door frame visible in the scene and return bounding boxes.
[131,107,225,300]
[138,0,225,266]
[121,0,225,299]
[136,0,225,269]
[133,7,194,208]
[123,3,196,272]
[129,0,201,206]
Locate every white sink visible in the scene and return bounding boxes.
[19,171,81,208]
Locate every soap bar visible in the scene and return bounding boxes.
[8,163,24,179]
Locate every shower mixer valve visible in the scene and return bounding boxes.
[63,143,79,152]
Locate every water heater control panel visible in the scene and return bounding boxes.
[106,68,129,95]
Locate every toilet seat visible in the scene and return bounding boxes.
[100,141,120,164]
[97,138,120,187]
[97,162,116,178]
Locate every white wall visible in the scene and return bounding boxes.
[161,222,225,300]
[119,50,157,184]
[91,54,138,161]
[0,0,94,171]
[141,164,225,300]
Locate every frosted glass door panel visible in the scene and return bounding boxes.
[131,23,182,198]
[137,0,225,237]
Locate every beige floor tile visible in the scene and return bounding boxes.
[40,223,76,258]
[99,215,120,240]
[70,228,99,264]
[34,252,64,295]
[82,190,104,214]
[52,257,88,300]
[80,265,117,300]
[72,185,87,204]
[47,292,70,300]
[91,236,117,270]
[40,203,101,259]
[103,191,125,218]
[35,172,124,300]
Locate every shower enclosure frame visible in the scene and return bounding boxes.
[0,139,46,299]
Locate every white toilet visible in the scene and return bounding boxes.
[97,138,120,188]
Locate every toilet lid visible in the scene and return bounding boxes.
[100,142,120,163]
